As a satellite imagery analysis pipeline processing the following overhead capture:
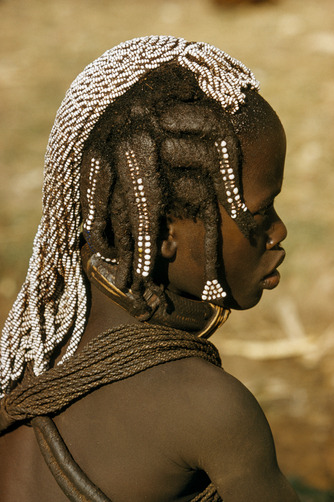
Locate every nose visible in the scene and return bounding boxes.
[266,212,287,250]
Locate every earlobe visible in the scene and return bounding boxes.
[160,218,178,260]
[161,234,177,260]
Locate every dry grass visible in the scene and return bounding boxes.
[1,0,333,493]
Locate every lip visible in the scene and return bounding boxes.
[262,269,281,290]
[261,249,286,290]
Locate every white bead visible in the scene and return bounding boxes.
[1,34,259,395]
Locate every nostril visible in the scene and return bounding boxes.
[266,237,278,250]
[267,241,284,251]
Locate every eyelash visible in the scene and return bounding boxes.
[253,202,274,217]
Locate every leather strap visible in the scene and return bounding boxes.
[32,416,111,502]
[32,415,222,502]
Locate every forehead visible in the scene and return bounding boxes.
[238,104,286,213]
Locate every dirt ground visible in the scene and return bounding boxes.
[0,0,334,499]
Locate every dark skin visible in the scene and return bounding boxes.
[0,103,300,502]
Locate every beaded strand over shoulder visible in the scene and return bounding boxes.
[0,36,259,397]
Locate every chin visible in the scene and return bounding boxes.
[225,290,263,311]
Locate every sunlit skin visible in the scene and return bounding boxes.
[0,101,300,502]
[163,107,287,311]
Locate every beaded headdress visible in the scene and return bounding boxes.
[0,36,259,396]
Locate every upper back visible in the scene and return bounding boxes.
[0,357,225,502]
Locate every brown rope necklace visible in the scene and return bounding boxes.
[0,323,223,501]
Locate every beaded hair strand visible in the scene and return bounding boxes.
[0,36,259,397]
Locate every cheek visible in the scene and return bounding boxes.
[223,245,253,284]
[225,247,261,283]
[167,221,206,298]
[168,248,205,297]
[223,254,264,309]
[220,229,267,308]
[220,208,267,281]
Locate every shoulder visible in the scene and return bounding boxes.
[176,356,267,424]
[159,356,262,421]
[167,359,301,502]
[158,357,276,467]
[146,356,269,453]
[163,358,296,498]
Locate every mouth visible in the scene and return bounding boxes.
[261,250,286,291]
[261,269,281,290]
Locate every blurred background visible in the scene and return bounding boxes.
[0,0,333,499]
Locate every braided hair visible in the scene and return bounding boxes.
[0,36,259,397]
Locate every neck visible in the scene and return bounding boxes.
[81,245,230,340]
[79,282,140,349]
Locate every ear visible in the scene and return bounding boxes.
[160,220,178,260]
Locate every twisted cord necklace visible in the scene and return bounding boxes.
[1,324,223,501]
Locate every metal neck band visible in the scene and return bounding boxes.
[81,245,230,339]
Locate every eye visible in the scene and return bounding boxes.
[253,202,274,218]
[251,202,275,233]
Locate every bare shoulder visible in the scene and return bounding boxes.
[168,356,273,454]
[159,357,300,502]
[144,356,269,456]
[159,356,263,424]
